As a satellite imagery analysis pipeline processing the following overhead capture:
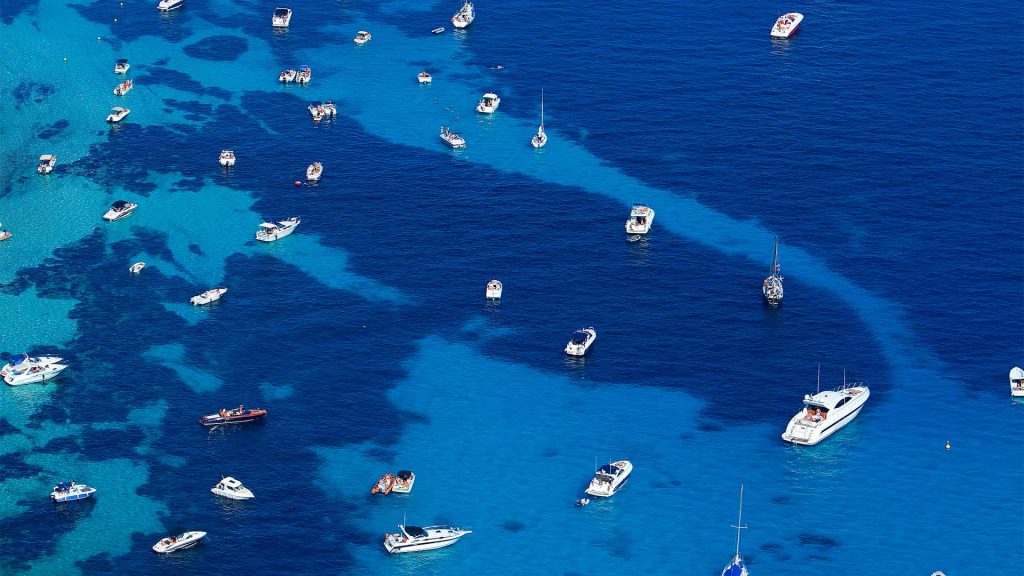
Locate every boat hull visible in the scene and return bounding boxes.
[782,390,869,445]
[386,537,462,553]
[152,532,206,553]
[4,364,67,386]
[51,487,96,502]
[199,409,267,426]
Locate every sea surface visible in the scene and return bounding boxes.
[1,0,1021,574]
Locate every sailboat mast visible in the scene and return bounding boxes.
[771,236,780,277]
[733,484,746,557]
[540,89,545,127]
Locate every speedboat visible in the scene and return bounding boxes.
[306,162,323,181]
[279,69,297,83]
[564,327,596,356]
[272,7,291,27]
[296,65,311,84]
[113,79,133,96]
[114,58,130,74]
[625,204,655,234]
[307,101,336,120]
[129,261,146,274]
[152,531,206,553]
[432,27,445,34]
[721,485,749,576]
[476,92,500,114]
[51,482,96,502]
[37,154,56,174]
[103,200,137,221]
[106,107,130,123]
[2,354,67,386]
[199,405,267,426]
[354,30,372,44]
[531,90,547,148]
[486,279,502,300]
[256,217,300,242]
[211,476,254,500]
[219,150,236,167]
[1010,367,1024,397]
[418,71,432,84]
[770,12,803,38]
[157,0,183,11]
[781,369,870,446]
[371,473,395,495]
[585,460,632,497]
[391,470,416,494]
[384,523,471,553]
[762,236,783,306]
[451,0,475,29]
[440,126,466,149]
[190,287,227,305]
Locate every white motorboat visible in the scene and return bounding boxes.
[37,154,56,175]
[152,531,206,553]
[384,523,471,553]
[762,236,783,306]
[476,92,500,114]
[256,217,300,242]
[585,460,632,497]
[2,354,67,386]
[103,200,137,221]
[531,89,547,149]
[296,65,311,84]
[391,470,416,494]
[157,0,183,11]
[625,204,655,234]
[770,12,803,38]
[781,369,870,446]
[354,30,372,44]
[721,485,749,576]
[451,0,475,29]
[129,261,146,274]
[113,79,133,96]
[219,150,236,167]
[418,71,432,84]
[307,101,336,120]
[191,287,227,306]
[1010,367,1024,397]
[272,7,291,27]
[279,69,297,83]
[114,58,130,74]
[306,162,322,181]
[211,476,254,500]
[486,279,502,300]
[565,327,596,356]
[106,107,130,123]
[439,126,466,149]
[50,481,97,502]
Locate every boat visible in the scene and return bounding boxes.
[199,405,267,426]
[770,12,803,38]
[371,473,395,495]
[218,150,236,167]
[585,460,632,497]
[157,0,183,11]
[762,236,783,306]
[721,485,749,576]
[106,107,130,123]
[440,126,466,149]
[531,89,547,148]
[418,71,432,84]
[575,498,589,507]
[0,225,12,242]
[476,92,500,114]
[296,65,311,84]
[391,470,416,494]
[2,354,67,386]
[37,154,56,174]
[1010,367,1024,397]
[129,261,146,274]
[256,217,300,242]
[113,79,133,96]
[431,27,445,34]
[627,234,642,243]
[625,204,655,234]
[50,482,96,502]
[564,327,596,356]
[114,58,130,74]
[384,523,471,553]
[306,162,322,181]
[451,0,475,29]
[279,69,297,83]
[152,531,206,553]
[354,30,372,44]
[190,287,227,305]
[307,101,336,120]
[103,200,137,221]
[486,279,502,300]
[272,7,291,27]
[211,476,254,500]
[781,368,870,446]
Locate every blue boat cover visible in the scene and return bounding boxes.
[55,482,70,491]
[571,331,589,344]
[11,354,29,365]
[721,558,746,576]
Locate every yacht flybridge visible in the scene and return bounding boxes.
[384,523,471,553]
[625,204,654,234]
[2,354,67,386]
[781,369,870,446]
[585,460,632,497]
[451,1,475,29]
[211,476,254,500]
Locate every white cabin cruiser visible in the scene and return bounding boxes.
[585,460,632,497]
[763,236,783,306]
[296,65,311,84]
[211,476,254,500]
[37,154,56,174]
[531,90,547,149]
[191,287,227,306]
[451,1,475,29]
[306,162,323,181]
[440,126,466,149]
[384,523,471,553]
[114,58,130,74]
[129,262,146,274]
[418,71,432,84]
[625,204,654,234]
[219,150,236,167]
[256,217,300,242]
[279,69,297,83]
[2,354,67,386]
[565,327,596,356]
[476,92,500,114]
[354,30,372,44]
[1010,367,1024,397]
[770,12,803,38]
[113,79,133,96]
[272,7,291,27]
[103,200,137,221]
[106,107,130,123]
[50,481,97,502]
[782,370,870,446]
[152,531,206,553]
[157,0,183,11]
[486,279,502,300]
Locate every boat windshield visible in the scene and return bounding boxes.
[274,8,289,16]
[571,331,589,344]
[404,526,427,538]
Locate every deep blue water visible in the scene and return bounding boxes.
[1,0,1021,574]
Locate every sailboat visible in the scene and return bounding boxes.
[531,89,547,149]
[762,236,783,306]
[721,485,749,576]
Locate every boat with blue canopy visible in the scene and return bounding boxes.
[50,481,96,502]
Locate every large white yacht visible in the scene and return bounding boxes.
[585,460,632,497]
[211,476,254,500]
[625,204,654,234]
[781,370,870,446]
[770,12,803,38]
[2,354,67,386]
[486,279,503,300]
[256,217,300,242]
[1010,367,1024,397]
[451,1,475,29]
[384,523,471,553]
[152,531,206,553]
[565,327,596,356]
[762,236,783,306]
[476,93,500,114]
[440,126,466,149]
[272,7,291,27]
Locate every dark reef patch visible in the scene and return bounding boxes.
[797,532,839,550]
[502,520,526,532]
[38,119,71,140]
[183,35,247,61]
[13,81,55,109]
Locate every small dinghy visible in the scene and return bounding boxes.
[152,531,206,554]
[106,107,130,123]
[354,30,372,44]
[418,71,432,84]
[0,226,11,242]
[199,405,267,426]
[627,234,642,243]
[113,79,133,96]
[211,476,254,500]
[114,58,130,74]
[219,150,236,167]
[431,27,445,34]
[129,262,146,274]
[296,65,311,84]
[50,481,96,502]
[37,154,56,174]
[279,69,297,83]
[575,498,590,507]
[306,162,323,181]
[190,287,227,306]
[371,473,395,495]
[486,279,502,300]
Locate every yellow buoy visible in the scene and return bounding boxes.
[945,441,951,450]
